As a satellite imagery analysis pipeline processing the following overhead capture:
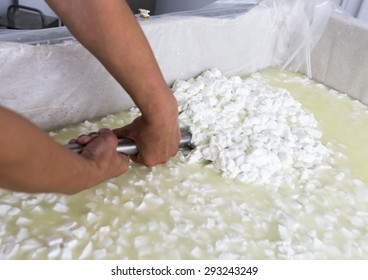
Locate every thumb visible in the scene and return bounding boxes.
[113,123,135,141]
[81,128,116,156]
[113,124,143,163]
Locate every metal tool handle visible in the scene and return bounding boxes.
[64,131,192,155]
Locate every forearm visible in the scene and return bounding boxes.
[0,107,99,194]
[46,0,177,120]
[46,0,180,167]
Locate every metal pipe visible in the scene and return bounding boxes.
[64,130,192,155]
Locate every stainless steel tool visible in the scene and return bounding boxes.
[65,130,192,155]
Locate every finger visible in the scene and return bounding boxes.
[118,153,130,166]
[113,124,135,140]
[114,153,130,175]
[131,153,158,167]
[81,129,116,158]
[80,131,101,144]
[98,128,119,146]
[129,154,155,167]
[68,139,77,144]
[76,134,92,145]
[88,132,99,139]
[99,128,113,136]
[129,154,139,164]
[102,130,130,170]
[98,129,130,172]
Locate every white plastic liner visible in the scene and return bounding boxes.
[0,42,134,130]
[0,0,332,130]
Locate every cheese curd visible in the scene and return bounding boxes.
[1,68,368,260]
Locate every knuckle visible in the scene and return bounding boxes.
[102,132,118,145]
[145,160,156,167]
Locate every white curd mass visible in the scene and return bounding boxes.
[174,69,333,186]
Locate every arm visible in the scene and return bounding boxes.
[46,0,180,166]
[0,106,128,194]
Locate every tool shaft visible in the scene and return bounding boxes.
[65,131,192,155]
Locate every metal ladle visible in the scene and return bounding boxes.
[65,130,192,155]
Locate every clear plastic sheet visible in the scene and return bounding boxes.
[150,0,261,19]
[331,1,353,17]
[138,0,332,84]
[0,0,333,130]
[148,0,332,78]
[277,0,333,77]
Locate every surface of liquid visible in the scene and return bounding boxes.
[1,68,368,260]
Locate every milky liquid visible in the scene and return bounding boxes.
[261,68,368,184]
[1,68,368,260]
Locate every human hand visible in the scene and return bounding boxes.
[113,108,180,167]
[69,128,129,181]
